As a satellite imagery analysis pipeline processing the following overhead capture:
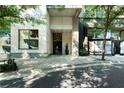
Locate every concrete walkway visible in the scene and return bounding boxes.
[0,55,124,87]
[0,55,124,79]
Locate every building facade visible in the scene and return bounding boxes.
[11,6,82,58]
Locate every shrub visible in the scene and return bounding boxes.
[79,48,88,56]
[0,59,18,72]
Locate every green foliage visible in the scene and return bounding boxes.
[0,6,19,28]
[0,28,10,36]
[79,48,87,56]
[82,5,124,29]
[0,5,44,29]
[83,5,105,18]
[88,28,104,38]
[82,5,124,60]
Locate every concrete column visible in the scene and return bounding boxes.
[72,18,79,56]
[72,31,79,56]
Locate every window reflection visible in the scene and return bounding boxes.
[19,29,38,49]
[89,41,112,54]
[88,29,112,55]
[120,41,124,54]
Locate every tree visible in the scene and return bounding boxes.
[0,5,44,29]
[82,5,124,60]
[98,6,124,60]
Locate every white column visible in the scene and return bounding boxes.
[72,18,79,56]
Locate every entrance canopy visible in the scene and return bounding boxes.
[47,8,81,17]
[47,7,82,30]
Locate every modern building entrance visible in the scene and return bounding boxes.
[53,33,62,55]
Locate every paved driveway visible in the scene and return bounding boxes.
[0,55,124,87]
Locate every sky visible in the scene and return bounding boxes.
[21,6,45,19]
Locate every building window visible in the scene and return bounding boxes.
[19,29,38,50]
[88,28,112,55]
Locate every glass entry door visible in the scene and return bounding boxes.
[53,33,62,55]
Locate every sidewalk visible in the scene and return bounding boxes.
[0,55,124,81]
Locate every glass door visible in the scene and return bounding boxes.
[53,33,62,55]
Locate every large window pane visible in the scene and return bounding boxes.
[88,29,112,39]
[19,29,38,49]
[89,40,112,54]
[89,41,102,54]
[120,32,124,40]
[120,41,124,54]
[105,41,112,54]
[19,30,29,49]
[112,32,120,40]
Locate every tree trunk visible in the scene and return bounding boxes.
[101,6,110,60]
[102,28,108,60]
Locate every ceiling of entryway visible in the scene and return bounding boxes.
[47,8,81,17]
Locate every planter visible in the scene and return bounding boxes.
[0,59,18,72]
[65,43,69,55]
